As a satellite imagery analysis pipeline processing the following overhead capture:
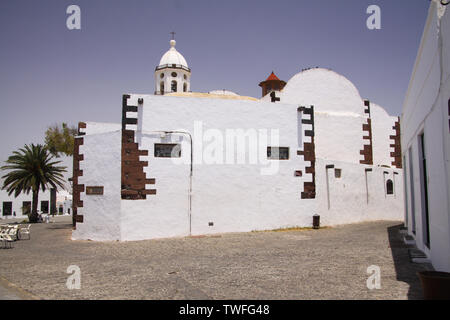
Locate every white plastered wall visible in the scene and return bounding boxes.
[371,103,398,167]
[117,94,403,240]
[315,159,403,226]
[401,1,450,272]
[71,123,122,241]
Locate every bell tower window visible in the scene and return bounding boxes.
[183,83,187,92]
[171,80,177,92]
[160,82,164,94]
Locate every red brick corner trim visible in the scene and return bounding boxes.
[360,100,373,165]
[72,122,86,229]
[390,117,402,168]
[297,106,316,199]
[121,95,156,200]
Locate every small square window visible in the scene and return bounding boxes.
[267,147,289,160]
[334,168,342,178]
[2,202,12,216]
[41,201,49,214]
[22,201,31,215]
[155,143,181,158]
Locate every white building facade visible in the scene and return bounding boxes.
[0,181,72,220]
[401,1,450,272]
[72,40,404,241]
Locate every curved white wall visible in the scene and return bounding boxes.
[281,68,365,115]
[278,69,367,164]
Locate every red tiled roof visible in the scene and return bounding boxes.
[265,71,280,81]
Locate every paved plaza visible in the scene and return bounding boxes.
[0,217,432,299]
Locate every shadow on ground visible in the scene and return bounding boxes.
[387,224,433,300]
[46,224,73,230]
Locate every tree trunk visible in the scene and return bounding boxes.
[30,190,39,223]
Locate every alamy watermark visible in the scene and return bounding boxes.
[66,5,381,31]
[366,5,381,30]
[66,265,81,290]
[66,5,81,30]
[147,120,285,175]
[366,265,381,289]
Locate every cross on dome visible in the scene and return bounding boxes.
[169,32,176,48]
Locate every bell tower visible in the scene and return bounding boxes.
[258,71,286,97]
[155,33,191,95]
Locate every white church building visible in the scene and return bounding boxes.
[72,39,404,241]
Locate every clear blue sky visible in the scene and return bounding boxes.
[0,0,430,163]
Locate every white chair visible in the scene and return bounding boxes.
[18,224,31,240]
[4,225,19,241]
[0,233,13,248]
[0,225,9,238]
[0,225,19,241]
[0,234,6,248]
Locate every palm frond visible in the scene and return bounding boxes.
[1,143,67,198]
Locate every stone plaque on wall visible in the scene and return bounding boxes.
[86,186,104,195]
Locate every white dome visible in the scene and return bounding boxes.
[158,40,189,69]
[208,90,238,96]
[281,68,364,115]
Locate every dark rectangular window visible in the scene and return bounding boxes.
[267,147,289,160]
[386,179,394,195]
[418,133,430,248]
[22,201,31,215]
[171,81,177,92]
[154,143,181,158]
[403,155,409,228]
[334,168,342,178]
[2,202,12,216]
[41,201,49,214]
[408,147,416,235]
[50,188,57,215]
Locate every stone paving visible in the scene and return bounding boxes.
[0,281,21,300]
[0,217,432,299]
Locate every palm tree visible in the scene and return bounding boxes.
[1,144,67,223]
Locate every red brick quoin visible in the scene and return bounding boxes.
[72,122,86,229]
[297,106,316,199]
[360,100,374,165]
[390,117,402,169]
[121,95,156,200]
